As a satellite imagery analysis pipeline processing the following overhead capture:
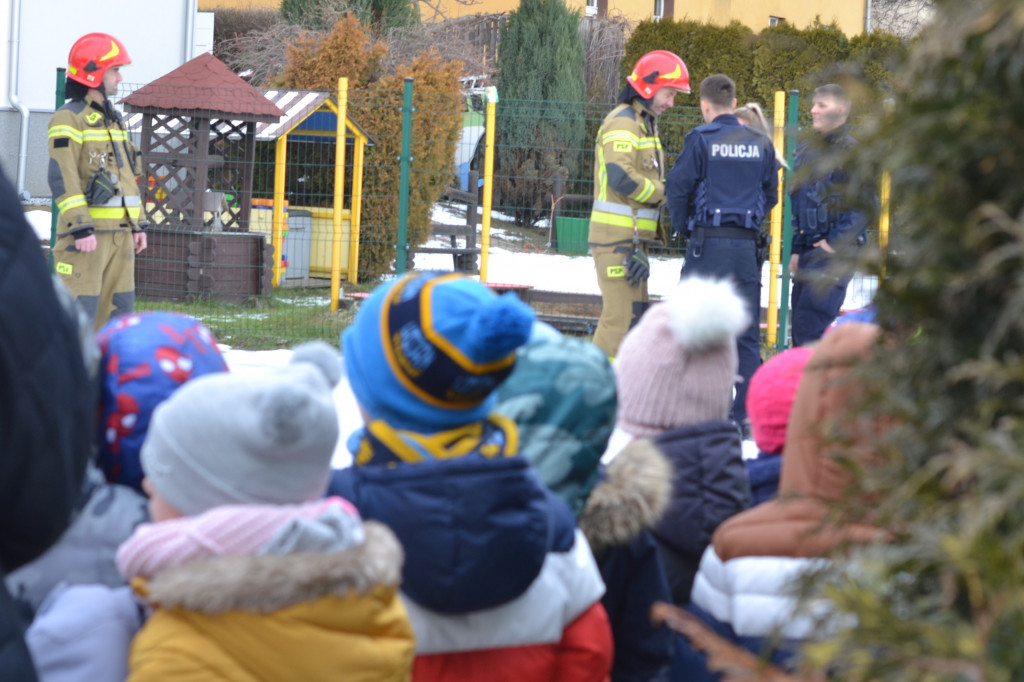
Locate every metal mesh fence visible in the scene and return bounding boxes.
[45,78,883,348]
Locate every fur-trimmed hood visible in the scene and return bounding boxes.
[141,521,403,613]
[578,438,672,555]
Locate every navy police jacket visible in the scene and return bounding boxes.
[789,125,870,254]
[666,114,779,236]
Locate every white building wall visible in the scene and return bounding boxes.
[0,0,197,195]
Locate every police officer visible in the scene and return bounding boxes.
[49,33,148,331]
[788,83,870,346]
[666,74,779,432]
[588,50,690,358]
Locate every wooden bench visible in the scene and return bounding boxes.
[408,172,481,273]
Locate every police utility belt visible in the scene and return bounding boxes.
[688,225,772,263]
[690,226,758,241]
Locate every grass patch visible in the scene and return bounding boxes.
[137,287,361,350]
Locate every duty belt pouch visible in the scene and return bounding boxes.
[755,231,771,268]
[690,227,705,258]
[84,169,119,206]
[805,208,819,231]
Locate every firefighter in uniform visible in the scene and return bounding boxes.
[789,83,870,346]
[49,33,148,331]
[666,74,779,432]
[588,50,690,358]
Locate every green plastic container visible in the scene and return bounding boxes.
[555,216,590,255]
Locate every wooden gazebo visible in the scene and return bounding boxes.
[124,52,284,230]
[124,54,284,302]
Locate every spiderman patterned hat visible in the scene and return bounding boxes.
[96,312,228,493]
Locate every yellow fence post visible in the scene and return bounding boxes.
[272,135,288,288]
[479,86,498,283]
[330,77,348,313]
[765,90,787,347]
[879,171,891,282]
[350,136,364,285]
[878,99,894,282]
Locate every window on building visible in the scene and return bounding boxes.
[653,0,663,20]
[586,0,597,16]
[769,16,785,27]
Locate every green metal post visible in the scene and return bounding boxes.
[395,77,413,275]
[50,67,67,271]
[776,89,800,350]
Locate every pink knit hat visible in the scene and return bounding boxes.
[745,346,814,454]
[614,277,749,437]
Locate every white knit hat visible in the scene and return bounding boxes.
[614,277,749,437]
[140,342,342,516]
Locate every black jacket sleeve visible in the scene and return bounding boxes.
[0,166,92,574]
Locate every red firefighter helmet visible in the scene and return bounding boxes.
[67,33,131,88]
[627,50,690,98]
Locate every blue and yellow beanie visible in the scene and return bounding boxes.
[342,272,536,433]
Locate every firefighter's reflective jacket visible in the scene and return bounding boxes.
[588,99,665,247]
[48,96,146,239]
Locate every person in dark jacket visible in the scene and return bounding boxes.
[609,276,752,605]
[0,165,93,680]
[788,83,872,346]
[665,74,779,430]
[495,336,676,682]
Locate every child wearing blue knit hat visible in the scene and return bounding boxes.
[332,271,615,681]
[342,271,535,434]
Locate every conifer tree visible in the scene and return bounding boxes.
[798,1,1024,679]
[493,0,586,226]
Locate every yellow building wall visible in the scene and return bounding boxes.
[199,0,277,9]
[422,0,584,21]
[667,0,864,35]
[424,0,864,37]
[201,0,863,36]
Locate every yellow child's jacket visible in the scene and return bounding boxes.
[128,521,415,682]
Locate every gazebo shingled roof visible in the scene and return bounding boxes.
[122,52,283,121]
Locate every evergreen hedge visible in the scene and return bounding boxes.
[621,17,908,111]
[621,19,754,106]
